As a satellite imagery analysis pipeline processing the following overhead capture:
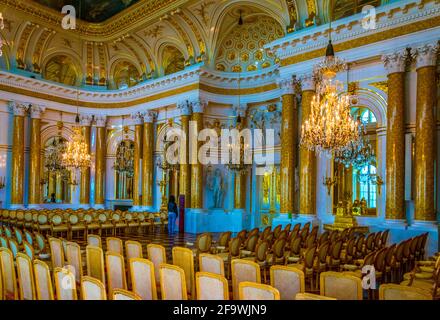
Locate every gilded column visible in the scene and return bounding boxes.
[233,104,248,209]
[177,101,191,207]
[131,112,144,207]
[412,43,438,221]
[278,78,297,214]
[382,50,407,220]
[94,116,107,207]
[190,100,205,208]
[142,111,156,209]
[80,115,92,205]
[29,105,45,206]
[299,75,316,215]
[10,102,27,207]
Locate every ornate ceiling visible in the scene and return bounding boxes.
[0,0,386,89]
[32,0,141,23]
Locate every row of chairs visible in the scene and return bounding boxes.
[0,209,168,240]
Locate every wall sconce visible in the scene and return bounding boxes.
[372,175,384,195]
[0,176,5,190]
[322,175,337,196]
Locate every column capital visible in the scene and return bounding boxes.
[278,77,296,95]
[94,115,107,127]
[177,100,192,116]
[143,110,157,123]
[191,99,207,114]
[411,43,439,69]
[131,111,144,125]
[9,101,29,116]
[233,103,248,118]
[30,105,46,119]
[299,74,316,91]
[382,49,408,74]
[79,114,93,126]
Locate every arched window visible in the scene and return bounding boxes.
[361,109,377,124]
[357,164,377,208]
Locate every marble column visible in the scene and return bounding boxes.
[94,116,106,208]
[28,105,45,206]
[278,78,298,214]
[233,104,248,210]
[142,111,156,209]
[412,43,438,221]
[190,100,205,209]
[177,101,191,207]
[10,102,27,207]
[132,112,144,207]
[80,115,92,206]
[382,50,407,220]
[299,75,316,215]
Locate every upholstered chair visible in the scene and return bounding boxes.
[87,234,102,248]
[81,276,107,300]
[0,247,18,299]
[172,246,195,298]
[196,272,229,300]
[147,244,167,286]
[320,271,363,300]
[105,252,127,298]
[33,259,54,300]
[129,258,157,300]
[86,245,105,284]
[66,241,83,284]
[113,289,142,300]
[199,253,225,276]
[106,237,123,255]
[49,237,65,269]
[295,292,336,300]
[231,259,261,300]
[54,267,78,300]
[159,263,188,300]
[270,265,305,300]
[16,253,36,300]
[239,282,280,300]
[379,283,432,300]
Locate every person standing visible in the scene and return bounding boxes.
[167,195,178,234]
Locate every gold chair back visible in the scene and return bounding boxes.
[54,267,78,300]
[199,253,225,276]
[129,258,157,300]
[172,246,195,297]
[113,288,142,300]
[196,272,229,300]
[87,234,102,248]
[270,265,305,300]
[147,244,167,284]
[159,263,188,300]
[239,282,280,300]
[295,293,337,300]
[66,242,83,283]
[105,252,127,297]
[125,240,143,261]
[379,284,432,300]
[16,253,36,300]
[320,271,363,300]
[49,237,65,269]
[33,259,54,300]
[106,237,123,255]
[86,245,105,284]
[81,276,107,300]
[231,259,261,300]
[0,247,18,299]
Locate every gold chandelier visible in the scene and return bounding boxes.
[61,90,91,169]
[300,17,360,155]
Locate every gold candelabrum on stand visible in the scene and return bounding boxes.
[157,155,170,214]
[322,174,337,196]
[372,175,384,195]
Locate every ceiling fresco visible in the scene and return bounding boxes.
[32,0,140,23]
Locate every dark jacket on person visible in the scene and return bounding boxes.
[168,202,178,217]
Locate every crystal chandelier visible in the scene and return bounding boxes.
[226,115,252,174]
[334,122,375,169]
[45,137,66,172]
[61,90,91,169]
[300,19,360,155]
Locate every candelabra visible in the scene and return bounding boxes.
[322,175,337,196]
[371,175,384,195]
[0,176,5,189]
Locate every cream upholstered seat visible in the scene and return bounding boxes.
[113,289,142,300]
[295,293,337,300]
[239,282,280,300]
[81,276,107,300]
[105,252,127,298]
[33,259,54,300]
[86,245,106,284]
[270,265,305,300]
[129,258,157,300]
[379,284,432,300]
[320,271,363,300]
[159,263,188,300]
[49,237,65,269]
[196,272,229,300]
[66,242,83,284]
[231,259,261,300]
[125,240,143,261]
[106,237,123,255]
[199,253,225,276]
[87,234,102,248]
[54,267,78,300]
[147,244,167,286]
[16,253,36,300]
[0,248,18,300]
[172,246,195,298]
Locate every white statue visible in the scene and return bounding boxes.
[208,168,224,209]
